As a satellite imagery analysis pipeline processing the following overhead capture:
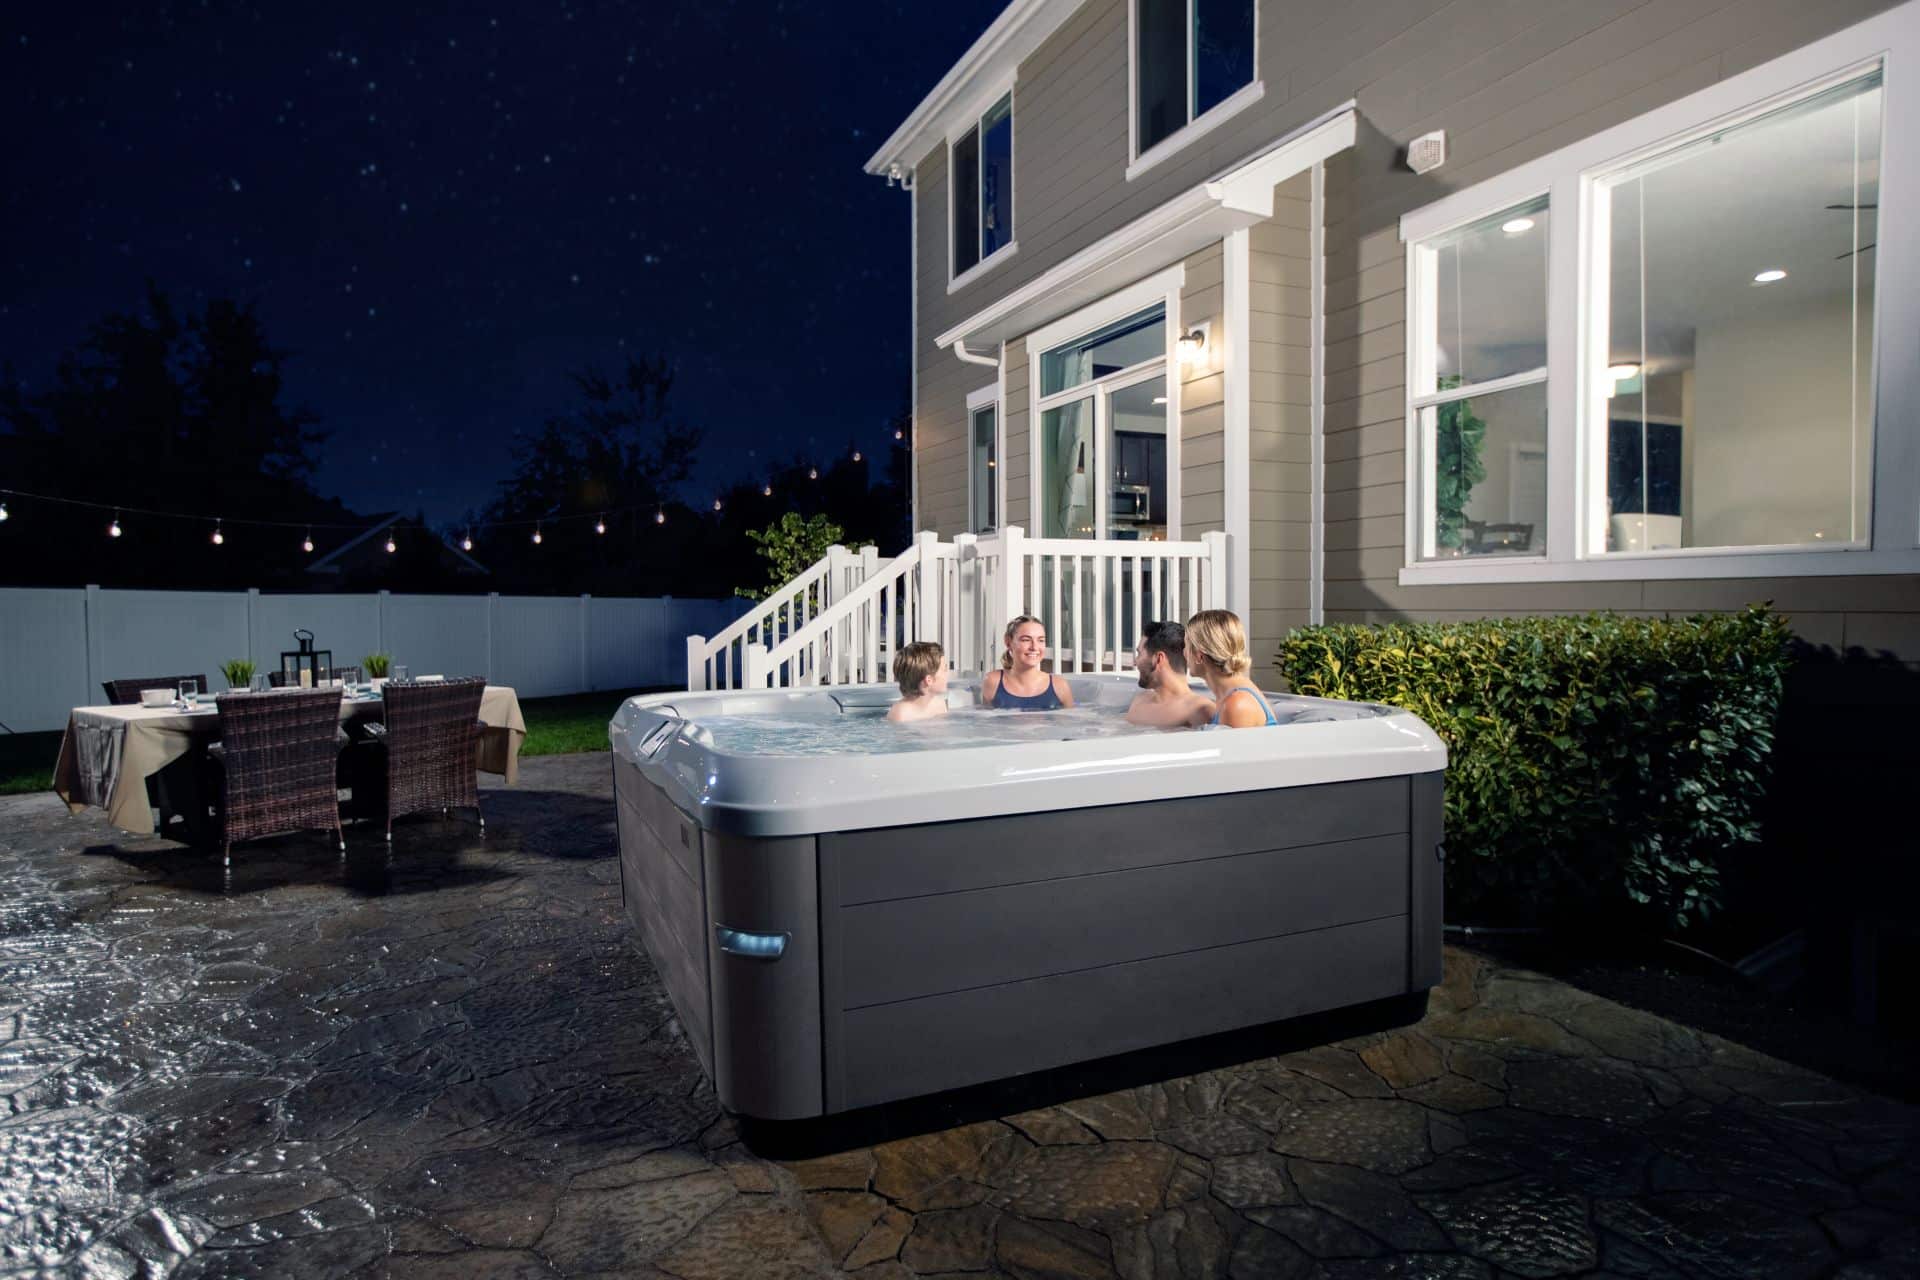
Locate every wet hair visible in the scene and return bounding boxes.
[1000,615,1044,670]
[1138,620,1187,675]
[1184,609,1251,677]
[893,641,945,697]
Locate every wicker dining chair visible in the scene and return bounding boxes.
[208,688,346,865]
[102,675,209,705]
[378,677,487,842]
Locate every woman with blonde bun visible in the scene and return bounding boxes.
[1183,609,1278,728]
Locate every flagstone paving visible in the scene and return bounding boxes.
[2,753,1916,1278]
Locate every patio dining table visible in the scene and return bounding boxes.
[51,685,527,836]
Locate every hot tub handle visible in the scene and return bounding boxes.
[714,924,789,960]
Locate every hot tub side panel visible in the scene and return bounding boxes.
[614,758,714,1079]
[818,777,1427,1113]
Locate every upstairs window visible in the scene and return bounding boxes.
[1136,0,1255,156]
[952,92,1014,280]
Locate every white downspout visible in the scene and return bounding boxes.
[952,341,999,368]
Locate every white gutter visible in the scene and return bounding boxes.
[953,342,999,368]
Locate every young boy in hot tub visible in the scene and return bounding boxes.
[886,641,951,723]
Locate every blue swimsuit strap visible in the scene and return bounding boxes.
[1213,686,1277,725]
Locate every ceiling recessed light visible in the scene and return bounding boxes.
[1501,217,1535,235]
[1753,268,1787,284]
[1608,363,1641,381]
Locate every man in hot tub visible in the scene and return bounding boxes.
[1125,620,1215,728]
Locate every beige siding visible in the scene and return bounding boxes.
[911,0,1916,655]
[1178,242,1226,540]
[1247,170,1314,683]
[1004,339,1031,529]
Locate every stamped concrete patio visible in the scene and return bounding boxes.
[2,754,1916,1279]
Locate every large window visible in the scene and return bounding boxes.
[1408,197,1550,560]
[1135,0,1256,160]
[952,92,1014,280]
[1034,303,1170,540]
[1592,71,1880,553]
[1399,24,1915,584]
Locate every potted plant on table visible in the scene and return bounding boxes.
[363,653,392,688]
[221,659,257,691]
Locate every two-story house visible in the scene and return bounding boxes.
[865,0,1920,682]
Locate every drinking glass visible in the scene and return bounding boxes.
[250,674,270,693]
[178,678,199,708]
[392,664,410,684]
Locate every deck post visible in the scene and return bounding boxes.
[997,526,1025,653]
[914,530,940,643]
[686,635,707,691]
[741,641,770,689]
[1204,531,1230,611]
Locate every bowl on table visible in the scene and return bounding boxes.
[139,689,173,708]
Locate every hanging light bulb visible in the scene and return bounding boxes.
[0,500,9,521]
[302,527,314,553]
[595,516,606,535]
[108,512,122,538]
[211,519,224,546]
[894,428,904,441]
[712,497,723,512]
[654,508,666,525]
[852,449,863,462]
[385,532,397,553]
[461,528,473,551]
[531,524,543,545]
[808,466,819,480]
[761,482,772,497]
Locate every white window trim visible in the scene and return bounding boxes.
[967,379,1005,534]
[1397,3,1920,585]
[947,81,1018,290]
[1027,266,1186,540]
[1127,0,1262,181]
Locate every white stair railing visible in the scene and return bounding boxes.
[692,526,1230,690]
[684,543,877,690]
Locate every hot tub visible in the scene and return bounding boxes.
[609,675,1446,1121]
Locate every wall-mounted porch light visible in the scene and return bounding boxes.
[1177,327,1208,367]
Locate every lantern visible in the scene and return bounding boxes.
[280,628,333,689]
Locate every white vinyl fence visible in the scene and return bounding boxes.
[0,586,746,733]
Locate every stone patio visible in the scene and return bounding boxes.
[2,754,1916,1279]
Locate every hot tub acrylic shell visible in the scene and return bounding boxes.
[610,676,1447,1120]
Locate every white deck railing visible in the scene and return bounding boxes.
[689,526,1229,690]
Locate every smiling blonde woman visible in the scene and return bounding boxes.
[980,615,1074,711]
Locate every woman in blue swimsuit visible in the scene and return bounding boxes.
[980,615,1075,711]
[1184,609,1278,728]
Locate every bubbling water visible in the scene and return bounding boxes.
[688,704,1175,758]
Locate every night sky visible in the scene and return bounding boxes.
[2,1,1001,523]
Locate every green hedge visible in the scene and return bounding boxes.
[1277,607,1793,931]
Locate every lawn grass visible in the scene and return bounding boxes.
[0,686,668,795]
[518,686,673,758]
[0,731,63,796]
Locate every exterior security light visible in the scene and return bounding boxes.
[1753,269,1787,283]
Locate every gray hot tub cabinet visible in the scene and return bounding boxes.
[611,678,1446,1121]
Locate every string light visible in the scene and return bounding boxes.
[211,519,224,546]
[595,516,606,535]
[302,527,314,553]
[654,508,665,525]
[852,450,863,462]
[108,512,122,538]
[894,428,904,441]
[384,532,397,553]
[712,498,722,512]
[0,500,8,521]
[531,524,543,545]
[808,466,818,480]
[761,483,772,497]
[461,528,473,551]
